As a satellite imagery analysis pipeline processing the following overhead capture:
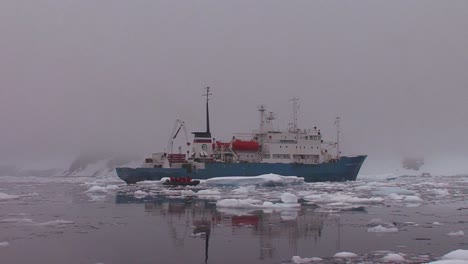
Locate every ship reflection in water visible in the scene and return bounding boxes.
[115,193,337,263]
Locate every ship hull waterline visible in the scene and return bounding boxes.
[116,155,366,184]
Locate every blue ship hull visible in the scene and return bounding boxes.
[116,155,366,184]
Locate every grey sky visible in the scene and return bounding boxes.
[1,1,467,164]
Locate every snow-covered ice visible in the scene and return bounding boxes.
[442,250,468,261]
[334,252,358,258]
[447,231,464,236]
[292,256,322,263]
[0,192,20,201]
[367,225,399,233]
[204,173,303,186]
[281,192,298,204]
[382,253,405,262]
[0,242,10,247]
[85,185,119,194]
[430,249,468,263]
[36,220,75,226]
[133,190,148,198]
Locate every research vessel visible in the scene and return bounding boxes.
[116,87,366,184]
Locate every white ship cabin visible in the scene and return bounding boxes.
[259,105,337,164]
[142,91,338,167]
[212,105,338,165]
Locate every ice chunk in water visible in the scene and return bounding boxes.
[0,242,9,247]
[447,231,464,236]
[205,174,303,186]
[442,249,468,261]
[0,192,20,200]
[292,256,322,263]
[404,195,423,203]
[134,190,148,199]
[368,225,399,233]
[334,252,358,258]
[281,192,298,204]
[382,253,405,262]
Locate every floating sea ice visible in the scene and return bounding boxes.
[133,190,148,199]
[334,252,358,258]
[85,186,113,194]
[204,174,303,186]
[197,189,221,196]
[281,192,298,204]
[291,256,322,263]
[0,218,34,224]
[104,185,119,191]
[382,253,405,262]
[373,187,415,196]
[216,199,263,208]
[232,186,255,195]
[304,193,384,204]
[0,242,10,247]
[429,260,468,264]
[433,222,443,226]
[36,220,75,226]
[442,249,468,261]
[387,193,406,201]
[179,190,196,196]
[403,195,423,203]
[447,231,464,236]
[431,189,450,196]
[368,225,399,233]
[0,192,20,201]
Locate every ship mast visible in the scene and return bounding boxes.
[289,97,299,132]
[258,105,266,134]
[204,86,212,134]
[335,116,341,158]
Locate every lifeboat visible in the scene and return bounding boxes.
[231,140,260,152]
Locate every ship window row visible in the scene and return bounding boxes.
[305,136,321,140]
[278,145,319,149]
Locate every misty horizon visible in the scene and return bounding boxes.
[1,1,467,168]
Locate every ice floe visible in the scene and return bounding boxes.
[231,186,256,195]
[281,192,298,204]
[447,230,464,236]
[303,193,384,205]
[291,256,322,263]
[85,185,119,194]
[204,174,303,186]
[403,195,423,203]
[442,250,468,261]
[0,218,34,224]
[367,219,399,232]
[382,253,405,262]
[368,225,399,233]
[36,220,75,226]
[0,192,20,201]
[430,249,468,263]
[0,217,74,227]
[334,252,358,258]
[0,242,9,247]
[133,190,148,199]
[196,189,221,196]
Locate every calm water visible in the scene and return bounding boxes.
[0,175,467,263]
